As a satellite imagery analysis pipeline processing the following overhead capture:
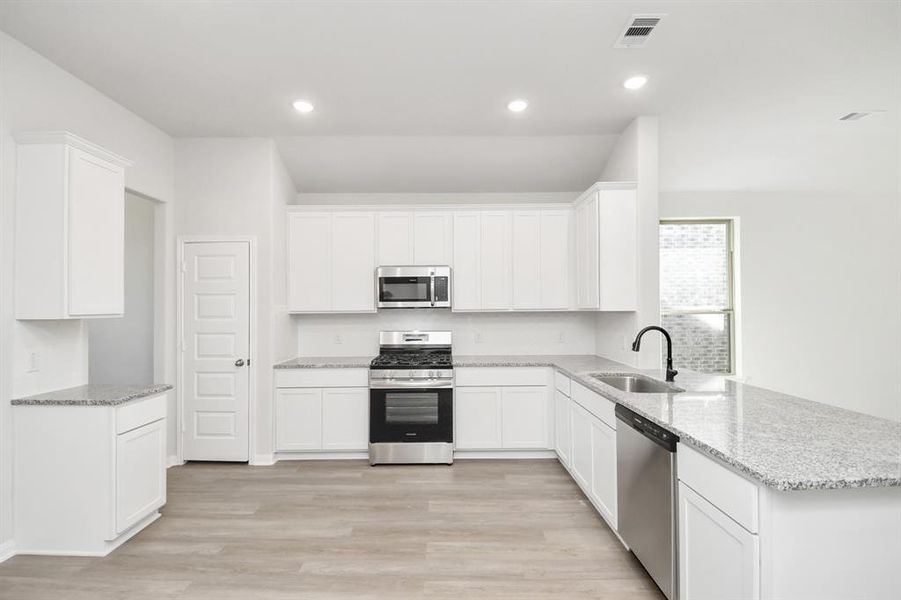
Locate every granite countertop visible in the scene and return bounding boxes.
[454,355,901,492]
[12,383,173,407]
[274,356,373,369]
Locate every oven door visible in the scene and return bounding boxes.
[377,275,433,308]
[369,387,453,444]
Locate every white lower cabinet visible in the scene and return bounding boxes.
[553,389,572,466]
[115,419,167,534]
[570,402,593,490]
[13,393,167,556]
[455,382,550,451]
[679,482,760,600]
[589,417,617,528]
[275,386,368,452]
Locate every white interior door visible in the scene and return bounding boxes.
[182,241,251,461]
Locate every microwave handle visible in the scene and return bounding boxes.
[430,276,436,307]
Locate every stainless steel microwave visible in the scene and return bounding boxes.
[376,266,451,309]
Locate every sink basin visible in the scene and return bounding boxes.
[591,373,685,394]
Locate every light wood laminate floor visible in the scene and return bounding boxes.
[0,460,664,599]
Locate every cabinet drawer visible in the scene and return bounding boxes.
[554,371,571,396]
[116,393,166,434]
[455,367,548,387]
[571,381,615,429]
[678,443,759,533]
[275,368,368,388]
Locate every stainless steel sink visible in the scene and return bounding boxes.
[591,373,685,394]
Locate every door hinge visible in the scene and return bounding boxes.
[180,260,188,273]
[179,340,187,353]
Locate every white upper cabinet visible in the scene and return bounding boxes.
[512,211,541,309]
[377,212,414,265]
[15,132,131,319]
[413,212,453,265]
[512,210,570,310]
[451,212,481,310]
[287,211,376,313]
[376,211,452,266]
[479,211,512,310]
[574,184,637,311]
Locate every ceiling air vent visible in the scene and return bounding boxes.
[614,14,665,48]
[839,112,871,121]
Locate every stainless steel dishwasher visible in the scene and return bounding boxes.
[615,404,679,600]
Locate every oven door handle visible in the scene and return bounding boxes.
[430,276,436,307]
[370,379,453,389]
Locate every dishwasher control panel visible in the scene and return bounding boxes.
[615,404,678,451]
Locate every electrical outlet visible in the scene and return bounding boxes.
[334,334,343,345]
[557,332,566,343]
[474,332,483,344]
[27,352,39,373]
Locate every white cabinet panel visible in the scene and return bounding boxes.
[276,388,322,451]
[540,210,570,309]
[413,212,452,265]
[501,387,549,449]
[554,390,572,466]
[570,402,593,490]
[512,211,541,309]
[321,388,369,451]
[452,212,481,310]
[479,211,512,310]
[455,387,502,449]
[597,189,637,310]
[287,212,331,311]
[576,193,600,309]
[115,419,166,534]
[331,213,375,311]
[377,212,414,265]
[15,132,130,319]
[679,482,760,600]
[589,417,617,527]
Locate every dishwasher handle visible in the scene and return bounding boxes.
[615,405,678,452]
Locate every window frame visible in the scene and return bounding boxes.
[659,218,736,376]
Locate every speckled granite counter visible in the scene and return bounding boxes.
[275,356,373,369]
[454,354,901,491]
[12,383,173,407]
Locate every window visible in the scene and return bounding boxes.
[660,219,736,375]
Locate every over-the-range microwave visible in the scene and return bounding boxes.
[376,266,451,309]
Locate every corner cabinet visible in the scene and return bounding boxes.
[287,211,376,313]
[15,131,132,319]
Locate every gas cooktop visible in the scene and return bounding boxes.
[369,350,453,370]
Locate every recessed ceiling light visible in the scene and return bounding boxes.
[623,75,648,90]
[507,99,529,113]
[292,99,314,113]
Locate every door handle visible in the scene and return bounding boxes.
[235,359,246,367]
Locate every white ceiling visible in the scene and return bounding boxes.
[0,1,897,193]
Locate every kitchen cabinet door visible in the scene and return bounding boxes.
[67,147,125,316]
[479,211,512,310]
[679,482,760,600]
[115,419,166,534]
[500,386,549,449]
[512,211,541,309]
[454,387,502,449]
[570,402,593,491]
[597,189,637,311]
[377,212,414,266]
[590,417,617,528]
[576,193,600,309]
[321,388,369,451]
[331,212,376,311]
[554,390,572,467]
[413,212,452,265]
[288,213,331,311]
[452,212,480,310]
[276,388,322,451]
[540,210,570,309]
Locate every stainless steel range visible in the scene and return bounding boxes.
[369,331,454,465]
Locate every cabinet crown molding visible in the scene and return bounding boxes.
[14,130,133,168]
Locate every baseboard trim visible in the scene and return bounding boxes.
[274,451,368,461]
[14,512,160,558]
[166,455,184,468]
[453,450,557,460]
[0,540,15,563]
[251,453,276,466]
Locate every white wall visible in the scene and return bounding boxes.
[0,31,174,554]
[594,117,662,369]
[175,137,296,461]
[88,193,156,385]
[661,191,901,422]
[296,312,598,357]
